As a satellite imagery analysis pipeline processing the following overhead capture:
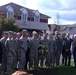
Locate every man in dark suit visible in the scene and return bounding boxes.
[72,34,76,68]
[65,33,73,66]
[60,33,66,65]
[24,33,30,70]
[54,31,63,66]
[0,42,3,63]
[0,41,3,75]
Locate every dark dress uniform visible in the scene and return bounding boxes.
[25,39,30,70]
[0,42,3,63]
[72,39,76,68]
[65,38,73,66]
[62,38,66,65]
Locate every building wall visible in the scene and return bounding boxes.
[0,12,48,30]
[16,20,48,30]
[60,27,76,35]
[0,13,48,23]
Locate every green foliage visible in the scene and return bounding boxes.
[39,45,48,55]
[0,17,21,32]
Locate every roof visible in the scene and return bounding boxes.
[0,2,51,18]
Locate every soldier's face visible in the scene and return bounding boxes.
[44,36,47,39]
[26,33,28,39]
[66,34,70,38]
[22,32,27,37]
[13,35,17,39]
[33,34,38,39]
[17,34,21,39]
[74,36,76,40]
[49,35,52,39]
[55,34,58,37]
[8,34,13,38]
[60,34,63,38]
[4,34,8,38]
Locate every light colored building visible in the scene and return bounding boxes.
[47,24,76,36]
[47,24,60,34]
[59,24,76,35]
[0,2,51,31]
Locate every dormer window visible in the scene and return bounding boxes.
[6,5,14,18]
[34,10,40,22]
[22,13,27,20]
[20,8,28,21]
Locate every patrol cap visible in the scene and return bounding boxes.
[4,31,8,34]
[8,31,13,34]
[74,34,76,38]
[32,31,37,35]
[22,29,27,33]
[16,32,20,36]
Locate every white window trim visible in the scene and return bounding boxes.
[7,11,14,18]
[34,15,40,22]
[21,13,28,21]
[34,10,40,22]
[6,6,14,18]
[20,8,28,21]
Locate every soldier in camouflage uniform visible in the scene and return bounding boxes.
[18,30,28,70]
[16,32,21,69]
[12,32,19,70]
[5,31,16,75]
[48,34,54,67]
[0,32,8,73]
[40,34,50,68]
[29,31,40,69]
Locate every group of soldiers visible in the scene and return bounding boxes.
[0,29,75,75]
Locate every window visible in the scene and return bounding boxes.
[34,15,40,22]
[22,13,27,20]
[69,28,72,31]
[34,10,40,22]
[20,8,28,21]
[6,6,14,18]
[7,11,13,18]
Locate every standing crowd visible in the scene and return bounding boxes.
[0,30,76,75]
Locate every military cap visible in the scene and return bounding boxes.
[32,31,37,35]
[8,31,13,34]
[17,32,20,35]
[74,34,76,38]
[4,31,8,34]
[22,29,27,33]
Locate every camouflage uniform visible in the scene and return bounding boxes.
[5,37,16,75]
[19,36,27,70]
[48,39,54,67]
[40,39,50,68]
[29,39,40,69]
[0,37,7,72]
[0,32,8,74]
[12,38,19,70]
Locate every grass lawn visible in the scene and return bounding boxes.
[3,60,76,75]
[57,60,76,75]
[57,66,76,75]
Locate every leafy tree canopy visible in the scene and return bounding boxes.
[0,17,21,32]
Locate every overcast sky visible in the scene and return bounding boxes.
[0,0,76,24]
